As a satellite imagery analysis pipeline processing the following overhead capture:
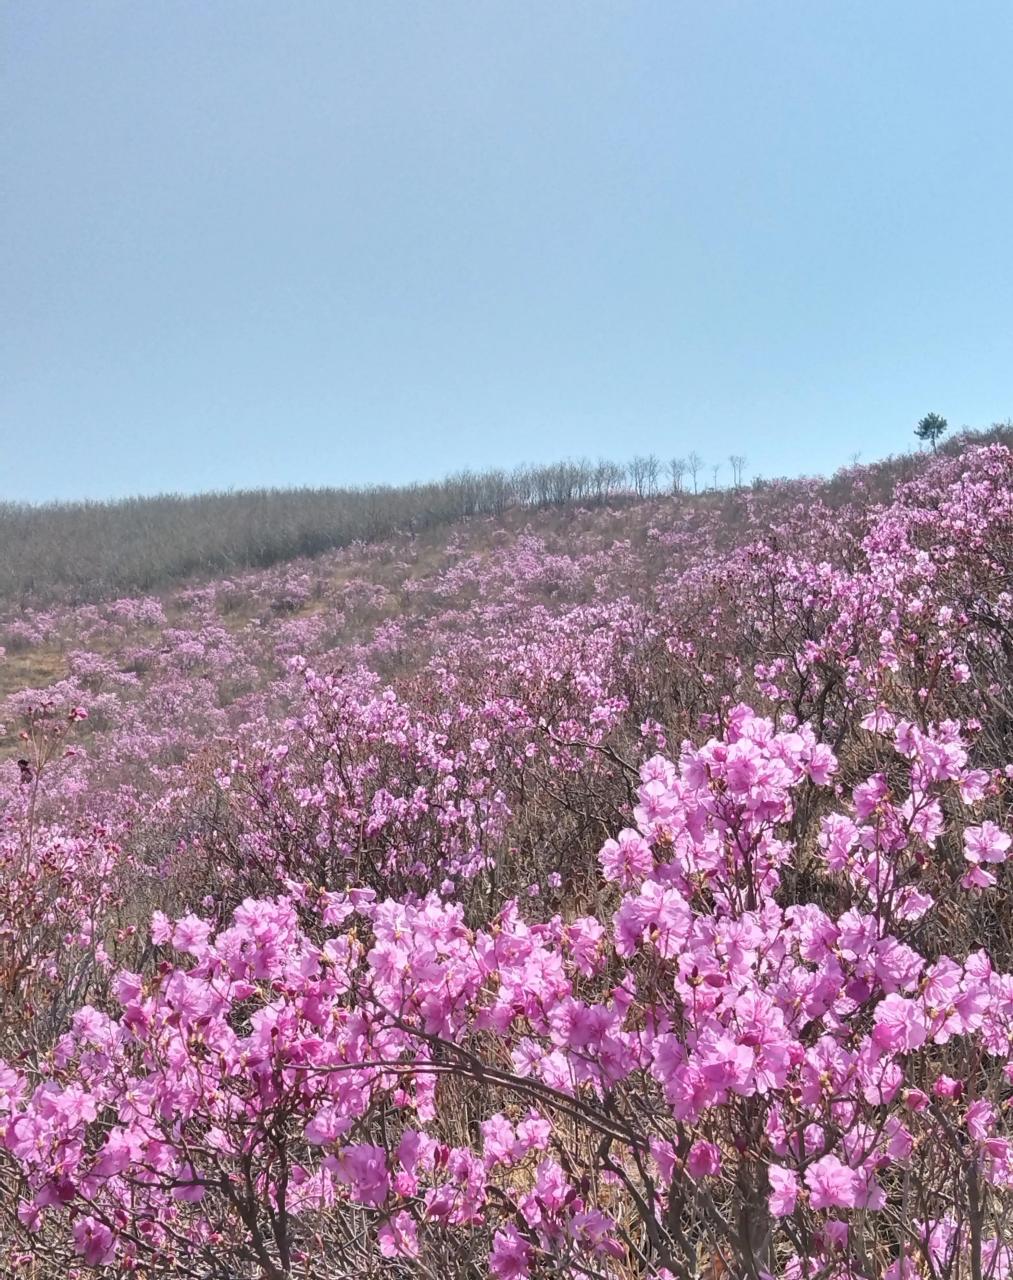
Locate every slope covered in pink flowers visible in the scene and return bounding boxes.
[2,438,1013,1279]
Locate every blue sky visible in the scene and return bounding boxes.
[3,2,1011,503]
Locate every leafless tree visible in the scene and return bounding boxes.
[628,456,650,498]
[643,454,661,496]
[686,452,704,495]
[668,457,686,494]
[481,469,511,517]
[728,455,747,488]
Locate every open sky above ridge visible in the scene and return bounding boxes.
[3,2,1012,502]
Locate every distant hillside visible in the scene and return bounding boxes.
[1,424,1009,606]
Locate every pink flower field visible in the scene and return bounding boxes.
[2,437,1013,1279]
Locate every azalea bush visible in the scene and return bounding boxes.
[0,439,1012,1277]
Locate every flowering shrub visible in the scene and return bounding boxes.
[1,441,1012,1277]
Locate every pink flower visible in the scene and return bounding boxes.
[854,774,888,819]
[490,1225,531,1279]
[172,1163,205,1202]
[934,1075,964,1100]
[172,914,212,956]
[964,822,1011,866]
[805,1154,858,1210]
[330,1144,390,1207]
[961,865,997,891]
[150,911,172,945]
[614,880,691,958]
[767,1164,799,1215]
[378,1211,419,1259]
[71,1216,116,1266]
[525,1159,571,1217]
[17,1200,41,1232]
[805,743,837,785]
[514,1110,551,1156]
[959,769,989,803]
[481,1113,516,1168]
[686,1140,722,1179]
[651,1138,677,1182]
[599,829,653,888]
[305,1106,354,1146]
[860,709,895,734]
[872,995,928,1053]
[966,1100,996,1142]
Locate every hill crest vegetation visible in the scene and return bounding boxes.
[3,422,1010,606]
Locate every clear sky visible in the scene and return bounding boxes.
[3,3,1011,503]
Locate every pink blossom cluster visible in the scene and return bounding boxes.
[0,441,1011,1276]
[1,708,1012,1277]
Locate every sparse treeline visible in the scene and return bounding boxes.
[0,455,702,605]
[1,426,1009,606]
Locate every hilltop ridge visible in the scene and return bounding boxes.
[2,422,1010,606]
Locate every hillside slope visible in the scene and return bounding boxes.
[1,436,1012,1278]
